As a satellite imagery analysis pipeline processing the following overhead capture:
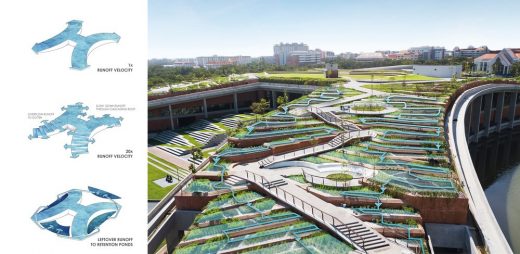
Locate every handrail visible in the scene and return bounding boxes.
[148,153,212,230]
[147,175,194,237]
[302,170,362,188]
[244,170,368,252]
[309,106,361,131]
[147,175,192,223]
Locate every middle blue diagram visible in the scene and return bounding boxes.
[28,102,123,158]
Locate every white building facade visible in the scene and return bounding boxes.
[474,48,520,75]
[412,65,462,78]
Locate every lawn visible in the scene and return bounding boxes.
[258,72,326,79]
[149,152,182,169]
[326,173,353,181]
[361,82,459,97]
[345,74,439,81]
[148,163,176,200]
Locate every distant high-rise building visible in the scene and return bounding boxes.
[162,58,197,68]
[195,55,251,68]
[338,52,358,59]
[286,50,322,66]
[355,52,384,62]
[316,49,335,60]
[409,46,446,60]
[386,51,419,60]
[453,46,489,58]
[273,42,309,65]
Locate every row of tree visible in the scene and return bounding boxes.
[148,61,320,88]
[149,57,520,89]
[328,57,474,71]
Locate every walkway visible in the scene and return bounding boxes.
[149,146,190,169]
[258,130,373,167]
[308,106,361,131]
[230,166,407,253]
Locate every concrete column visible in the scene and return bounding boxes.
[509,92,517,128]
[470,96,482,143]
[272,91,278,108]
[233,93,238,113]
[203,98,208,118]
[168,104,175,130]
[495,92,505,132]
[483,93,492,137]
[464,106,471,141]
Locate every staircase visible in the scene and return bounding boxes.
[157,146,187,156]
[308,106,361,131]
[262,179,287,189]
[190,131,214,145]
[224,175,247,186]
[259,130,373,168]
[336,221,390,251]
[152,131,193,146]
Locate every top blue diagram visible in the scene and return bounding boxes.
[32,20,120,70]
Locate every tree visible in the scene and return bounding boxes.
[276,90,289,108]
[510,62,520,77]
[450,74,457,89]
[189,163,196,174]
[191,146,203,160]
[250,98,270,115]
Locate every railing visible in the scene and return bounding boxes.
[244,170,368,252]
[147,175,194,235]
[309,106,361,131]
[302,170,362,188]
[148,149,213,234]
[386,232,423,254]
[259,131,372,168]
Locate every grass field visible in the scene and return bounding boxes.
[344,74,439,81]
[148,163,176,200]
[257,72,328,79]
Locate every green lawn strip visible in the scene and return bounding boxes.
[285,174,306,184]
[148,164,177,200]
[203,147,218,158]
[212,122,230,130]
[326,173,353,181]
[347,74,438,81]
[148,153,183,170]
[179,133,202,147]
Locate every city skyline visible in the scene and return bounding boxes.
[149,0,520,59]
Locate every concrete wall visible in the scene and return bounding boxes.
[413,65,462,78]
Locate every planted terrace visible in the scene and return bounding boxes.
[174,188,354,254]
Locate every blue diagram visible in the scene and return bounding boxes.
[32,20,120,70]
[31,186,121,240]
[28,102,123,158]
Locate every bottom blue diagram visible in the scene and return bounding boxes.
[31,186,121,240]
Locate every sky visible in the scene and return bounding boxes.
[148,0,520,59]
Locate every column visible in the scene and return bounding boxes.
[233,93,238,113]
[168,104,175,130]
[272,91,277,108]
[495,92,505,132]
[483,93,492,137]
[470,96,482,143]
[509,92,517,128]
[203,98,208,118]
[464,106,471,141]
